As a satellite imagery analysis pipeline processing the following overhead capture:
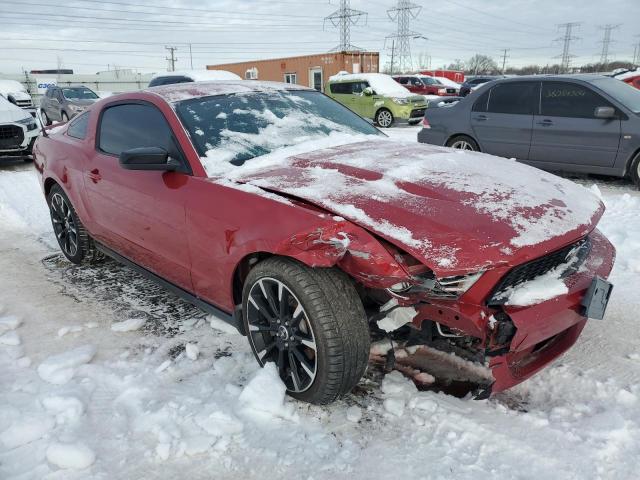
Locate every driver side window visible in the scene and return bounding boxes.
[98,103,183,162]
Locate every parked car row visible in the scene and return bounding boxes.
[418,74,640,187]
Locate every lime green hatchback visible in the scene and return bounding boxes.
[326,73,427,128]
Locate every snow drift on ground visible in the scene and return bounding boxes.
[0,138,639,478]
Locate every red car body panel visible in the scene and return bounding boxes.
[392,75,458,96]
[33,82,616,395]
[621,74,640,90]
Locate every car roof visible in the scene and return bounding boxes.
[484,74,613,84]
[151,69,242,82]
[146,80,312,103]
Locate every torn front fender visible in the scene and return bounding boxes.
[274,219,413,289]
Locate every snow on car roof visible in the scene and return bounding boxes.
[152,69,242,82]
[328,73,414,98]
[148,80,311,103]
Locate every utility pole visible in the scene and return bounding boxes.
[165,46,178,72]
[555,22,581,73]
[389,39,395,74]
[189,44,193,69]
[598,24,621,66]
[500,48,510,73]
[324,0,367,52]
[386,1,422,72]
[634,36,640,66]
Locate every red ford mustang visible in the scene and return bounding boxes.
[33,81,615,404]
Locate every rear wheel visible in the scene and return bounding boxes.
[47,184,102,265]
[242,257,370,404]
[630,153,640,189]
[375,108,394,128]
[446,135,479,151]
[40,109,51,126]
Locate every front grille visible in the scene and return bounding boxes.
[15,99,32,108]
[0,125,24,150]
[488,237,592,305]
[410,108,426,118]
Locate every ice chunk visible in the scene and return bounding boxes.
[0,330,21,346]
[185,343,199,361]
[37,345,97,385]
[238,363,298,422]
[346,406,362,423]
[111,318,146,332]
[46,442,96,469]
[0,415,56,449]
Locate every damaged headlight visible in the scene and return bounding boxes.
[387,271,483,299]
[432,272,484,298]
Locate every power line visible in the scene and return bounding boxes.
[324,0,368,51]
[598,24,622,65]
[165,46,178,72]
[555,22,581,73]
[386,1,422,72]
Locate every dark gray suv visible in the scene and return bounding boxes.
[418,75,640,187]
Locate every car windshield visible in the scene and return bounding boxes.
[62,87,98,100]
[591,77,640,114]
[175,90,381,169]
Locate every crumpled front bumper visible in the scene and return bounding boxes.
[488,229,615,393]
[409,229,615,394]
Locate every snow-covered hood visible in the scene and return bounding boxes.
[229,139,604,275]
[0,97,31,123]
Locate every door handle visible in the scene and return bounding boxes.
[473,115,488,121]
[536,119,553,126]
[87,169,101,183]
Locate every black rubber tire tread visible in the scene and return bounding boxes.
[47,184,104,265]
[630,152,640,190]
[446,134,480,151]
[243,257,370,405]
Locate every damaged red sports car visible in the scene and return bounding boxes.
[33,81,615,404]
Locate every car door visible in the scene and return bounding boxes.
[470,81,536,159]
[51,88,65,121]
[355,81,378,119]
[42,88,57,120]
[83,101,193,291]
[528,81,621,167]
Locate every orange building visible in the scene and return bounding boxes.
[207,51,379,92]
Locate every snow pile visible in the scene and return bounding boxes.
[46,442,96,470]
[328,72,416,98]
[238,362,298,422]
[37,345,97,384]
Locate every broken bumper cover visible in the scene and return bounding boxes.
[488,229,615,393]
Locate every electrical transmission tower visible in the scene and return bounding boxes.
[324,0,367,52]
[165,46,178,72]
[386,1,422,73]
[598,24,621,65]
[555,22,581,73]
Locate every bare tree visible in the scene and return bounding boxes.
[466,54,498,75]
[446,59,465,70]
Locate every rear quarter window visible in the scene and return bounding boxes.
[67,112,89,140]
[330,82,352,94]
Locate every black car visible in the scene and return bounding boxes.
[459,76,504,96]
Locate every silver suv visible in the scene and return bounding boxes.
[40,85,99,125]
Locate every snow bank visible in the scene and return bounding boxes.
[37,345,97,384]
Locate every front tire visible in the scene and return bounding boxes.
[40,109,51,126]
[446,135,479,151]
[242,257,370,404]
[375,108,394,128]
[47,184,102,265]
[61,112,69,123]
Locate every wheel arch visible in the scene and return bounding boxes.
[43,177,59,197]
[624,147,640,177]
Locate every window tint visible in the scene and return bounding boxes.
[98,103,180,159]
[67,112,89,139]
[330,82,352,94]
[541,82,612,118]
[472,89,490,112]
[396,77,409,85]
[487,82,536,115]
[149,76,192,87]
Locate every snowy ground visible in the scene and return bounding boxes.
[1,129,639,479]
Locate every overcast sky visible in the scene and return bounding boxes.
[0,0,638,75]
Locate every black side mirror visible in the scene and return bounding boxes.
[594,106,616,119]
[119,147,179,171]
